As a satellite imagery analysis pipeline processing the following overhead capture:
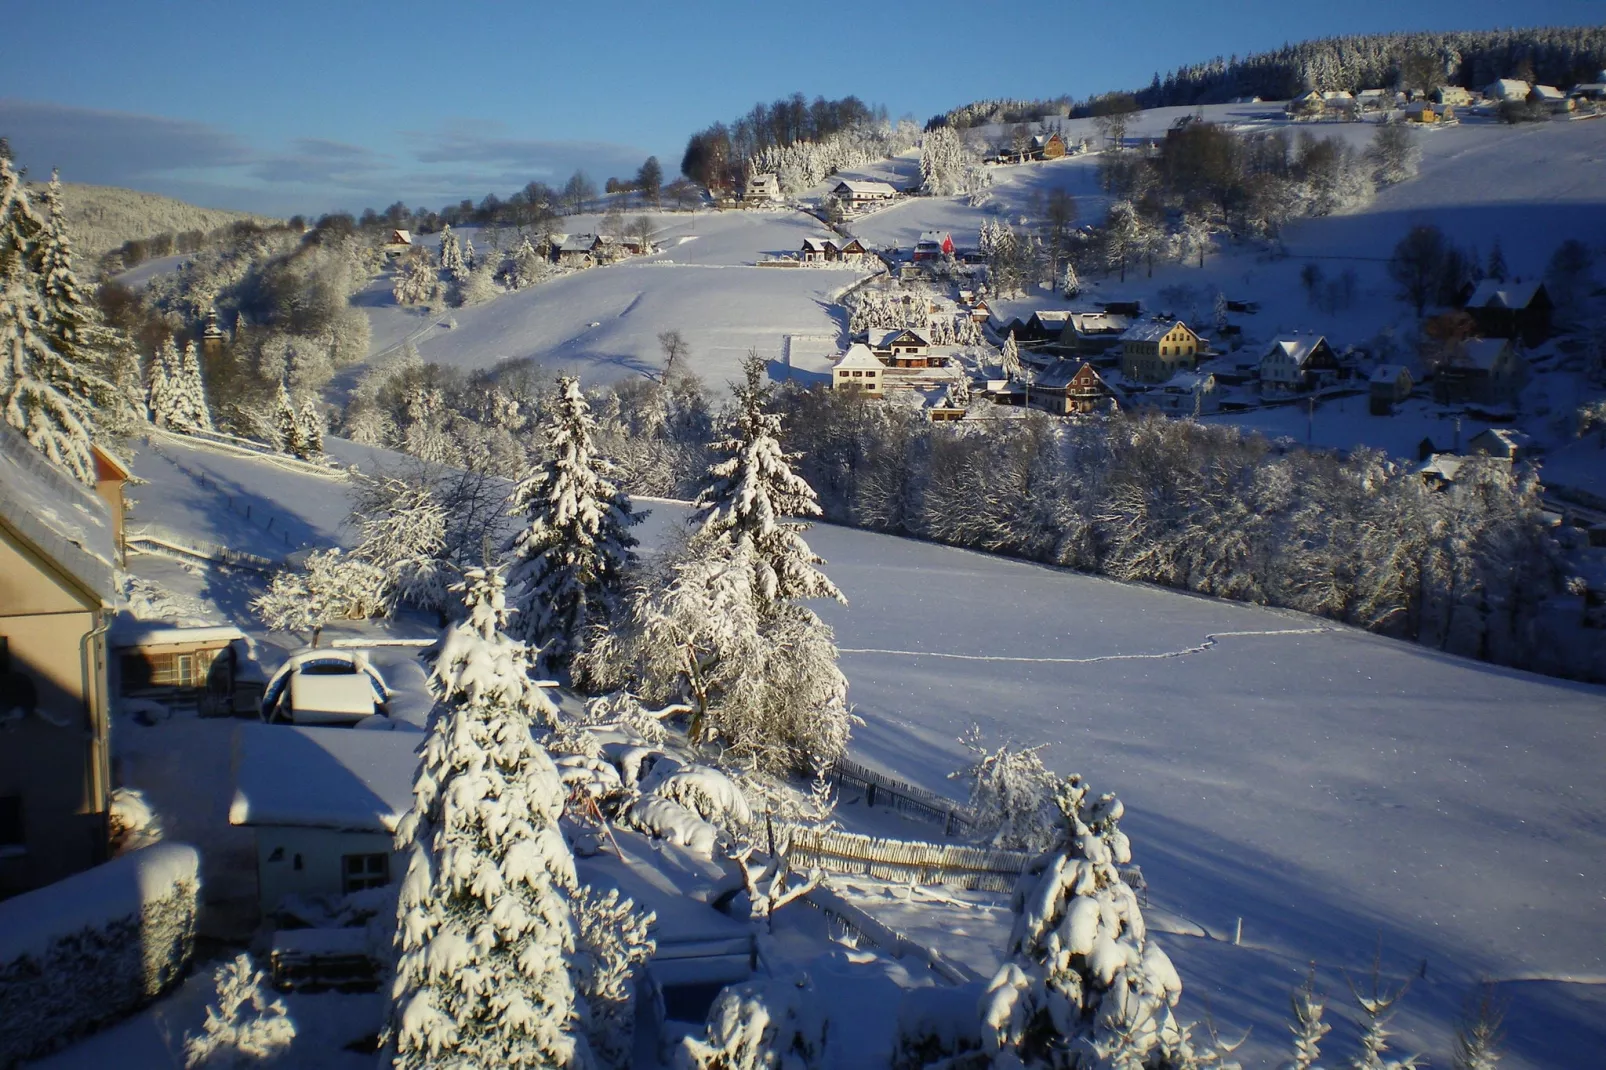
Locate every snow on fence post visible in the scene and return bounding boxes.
[0,842,201,1065]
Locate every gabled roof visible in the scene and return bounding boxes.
[1369,363,1412,384]
[916,230,951,246]
[873,327,931,348]
[801,236,831,252]
[1120,320,1192,343]
[1464,279,1544,310]
[834,344,886,371]
[1066,311,1131,334]
[388,229,412,244]
[1264,336,1330,367]
[0,420,117,606]
[556,233,597,252]
[1460,337,1514,371]
[1029,310,1074,327]
[834,179,897,196]
[228,723,421,834]
[1472,427,1532,452]
[1530,84,1566,101]
[1486,78,1531,99]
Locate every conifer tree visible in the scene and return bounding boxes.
[172,340,213,431]
[274,380,304,455]
[297,397,324,458]
[692,354,843,610]
[1486,241,1508,283]
[1000,331,1023,380]
[439,223,466,281]
[386,567,583,1069]
[147,338,176,428]
[505,376,642,669]
[0,156,102,481]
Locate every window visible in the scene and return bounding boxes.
[0,796,22,850]
[343,852,390,892]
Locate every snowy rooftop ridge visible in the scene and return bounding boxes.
[0,418,117,604]
[1460,337,1512,370]
[1464,279,1544,310]
[1267,336,1329,366]
[1119,320,1188,343]
[229,722,421,834]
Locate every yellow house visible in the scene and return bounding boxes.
[831,344,886,396]
[0,422,118,898]
[1120,321,1200,384]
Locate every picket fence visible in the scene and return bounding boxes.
[784,826,1033,893]
[827,756,976,837]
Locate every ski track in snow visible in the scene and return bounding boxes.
[839,626,1331,664]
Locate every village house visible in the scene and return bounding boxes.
[834,237,871,264]
[382,229,413,257]
[1570,82,1606,103]
[1529,84,1573,113]
[830,344,886,395]
[1369,364,1414,414]
[1406,101,1457,124]
[1145,370,1218,414]
[1321,90,1359,117]
[111,622,256,717]
[1260,336,1340,394]
[0,423,119,898]
[1287,90,1326,118]
[1026,361,1121,415]
[1435,337,1526,405]
[1459,279,1553,346]
[800,237,832,263]
[1485,78,1532,102]
[1434,86,1475,107]
[1058,311,1133,356]
[1031,133,1067,160]
[1356,88,1392,112]
[871,327,934,367]
[742,172,782,205]
[1120,320,1199,384]
[1469,427,1534,461]
[831,179,898,207]
[551,233,597,267]
[913,231,954,262]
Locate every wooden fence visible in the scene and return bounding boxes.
[827,757,976,837]
[784,826,1033,893]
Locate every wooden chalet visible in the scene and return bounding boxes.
[1458,280,1553,346]
[382,229,413,257]
[1016,310,1073,345]
[871,328,934,367]
[912,231,954,262]
[1469,427,1533,461]
[552,233,597,267]
[832,179,897,206]
[1260,336,1339,394]
[1032,133,1067,160]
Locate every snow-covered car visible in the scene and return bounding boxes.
[260,649,389,726]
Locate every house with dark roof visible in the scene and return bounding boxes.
[0,421,120,897]
[1260,336,1339,394]
[1458,280,1553,346]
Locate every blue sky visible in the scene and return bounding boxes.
[1,1,1600,216]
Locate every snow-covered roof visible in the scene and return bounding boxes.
[1119,320,1189,343]
[290,673,380,717]
[1472,427,1532,453]
[111,623,246,649]
[1162,370,1215,392]
[1571,83,1606,95]
[1369,364,1411,384]
[1460,338,1512,371]
[388,229,412,245]
[1029,310,1074,326]
[0,420,117,605]
[801,236,831,251]
[556,233,597,252]
[1486,79,1531,100]
[1067,312,1131,334]
[745,173,779,187]
[229,722,420,833]
[835,179,897,196]
[1357,88,1390,99]
[873,327,931,348]
[916,231,951,246]
[1264,336,1329,367]
[834,344,886,372]
[1419,454,1467,481]
[1531,84,1566,101]
[1464,279,1543,310]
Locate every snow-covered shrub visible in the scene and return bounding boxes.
[950,726,1061,851]
[571,886,656,1070]
[646,764,753,829]
[251,548,390,645]
[349,474,450,615]
[676,970,829,1070]
[182,954,296,1068]
[979,776,1185,1068]
[385,567,580,1068]
[619,795,720,858]
[0,842,199,1066]
[554,753,623,799]
[109,786,163,853]
[583,690,669,745]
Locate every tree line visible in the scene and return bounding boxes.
[680,93,891,191]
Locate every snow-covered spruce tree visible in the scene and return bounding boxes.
[351,475,451,616]
[251,548,388,646]
[182,954,296,1068]
[692,354,843,611]
[1286,972,1331,1070]
[295,397,323,459]
[504,375,642,670]
[979,775,1184,1069]
[386,566,581,1069]
[677,971,829,1070]
[438,223,466,282]
[950,726,1062,851]
[0,157,102,482]
[1000,331,1022,380]
[35,171,117,415]
[393,251,438,305]
[171,340,213,431]
[571,886,656,1070]
[273,380,304,456]
[147,337,178,428]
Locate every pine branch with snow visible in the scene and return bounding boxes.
[182,954,296,1068]
[1286,971,1331,1070]
[1450,985,1504,1070]
[386,566,580,1069]
[571,886,656,1070]
[1346,957,1421,1070]
[504,375,642,670]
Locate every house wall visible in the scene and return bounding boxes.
[252,826,398,916]
[0,532,109,898]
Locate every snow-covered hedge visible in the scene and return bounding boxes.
[0,842,201,1065]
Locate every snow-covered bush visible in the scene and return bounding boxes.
[618,795,721,858]
[182,954,296,1068]
[893,981,987,1070]
[350,474,451,615]
[583,690,669,745]
[950,726,1061,851]
[109,786,163,854]
[0,843,199,1066]
[385,567,580,1068]
[251,548,389,645]
[571,886,656,1070]
[676,970,829,1070]
[647,763,754,829]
